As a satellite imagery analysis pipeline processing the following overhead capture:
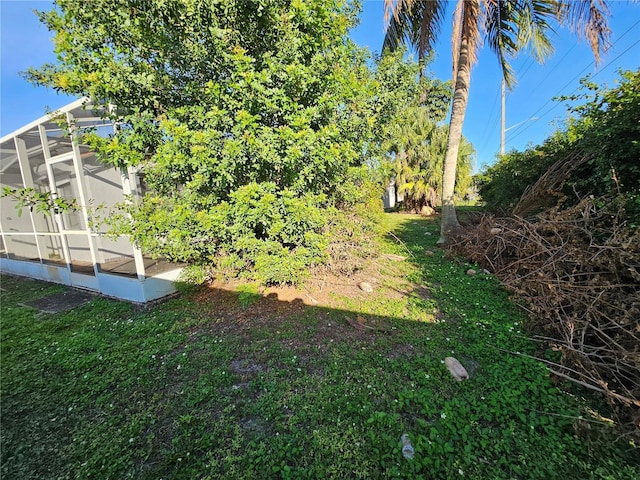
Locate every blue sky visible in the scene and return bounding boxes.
[2,0,639,170]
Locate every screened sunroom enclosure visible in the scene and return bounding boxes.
[0,98,182,302]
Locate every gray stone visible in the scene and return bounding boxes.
[444,357,469,381]
[401,433,415,459]
[358,281,374,293]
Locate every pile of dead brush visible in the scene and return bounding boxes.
[449,195,640,435]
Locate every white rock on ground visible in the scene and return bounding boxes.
[444,357,469,381]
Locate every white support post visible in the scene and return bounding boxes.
[120,167,147,280]
[67,111,101,275]
[39,125,73,268]
[13,136,43,264]
[0,215,6,256]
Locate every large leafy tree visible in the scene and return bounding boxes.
[365,48,451,166]
[383,0,611,244]
[25,0,383,283]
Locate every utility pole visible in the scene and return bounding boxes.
[501,79,539,154]
[500,78,506,156]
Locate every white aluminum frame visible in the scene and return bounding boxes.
[0,98,182,302]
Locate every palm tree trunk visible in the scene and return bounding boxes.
[437,33,472,244]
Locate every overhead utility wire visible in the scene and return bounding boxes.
[589,37,640,83]
[507,19,640,141]
[516,57,537,80]
[496,38,577,155]
[478,87,501,152]
[525,40,578,97]
[507,62,593,139]
[508,35,640,144]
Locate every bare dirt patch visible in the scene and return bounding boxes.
[196,251,417,320]
[191,253,420,351]
[23,289,95,314]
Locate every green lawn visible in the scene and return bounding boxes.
[1,214,637,479]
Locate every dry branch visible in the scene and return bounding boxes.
[512,152,591,218]
[449,194,640,435]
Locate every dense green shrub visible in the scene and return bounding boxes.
[121,182,333,284]
[23,0,425,284]
[480,70,640,220]
[477,145,558,213]
[477,122,578,213]
[564,70,640,198]
[118,170,386,284]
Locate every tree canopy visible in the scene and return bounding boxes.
[25,1,363,282]
[28,0,373,196]
[364,48,473,211]
[24,0,453,283]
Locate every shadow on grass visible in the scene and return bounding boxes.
[2,215,638,480]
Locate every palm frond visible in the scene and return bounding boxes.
[383,2,410,53]
[514,0,556,63]
[484,0,518,86]
[484,0,556,88]
[383,0,415,53]
[415,1,447,58]
[383,0,447,59]
[557,0,611,65]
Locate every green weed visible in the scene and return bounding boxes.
[1,215,637,479]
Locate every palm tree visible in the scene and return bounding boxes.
[387,108,474,211]
[383,0,611,244]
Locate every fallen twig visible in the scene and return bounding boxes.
[387,231,415,258]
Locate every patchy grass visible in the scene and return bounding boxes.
[1,214,638,479]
